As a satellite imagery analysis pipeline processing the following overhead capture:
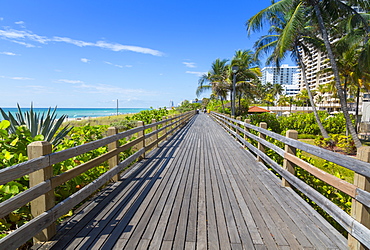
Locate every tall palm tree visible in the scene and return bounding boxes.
[230,50,261,115]
[304,0,369,148]
[197,59,230,112]
[247,0,330,138]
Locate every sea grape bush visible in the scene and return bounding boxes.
[278,112,350,135]
[126,107,169,124]
[0,120,41,239]
[295,151,352,236]
[0,122,136,239]
[314,134,356,155]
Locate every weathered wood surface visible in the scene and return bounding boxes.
[36,113,347,249]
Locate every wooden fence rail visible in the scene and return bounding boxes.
[0,111,194,249]
[210,111,370,250]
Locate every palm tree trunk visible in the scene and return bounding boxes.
[311,3,362,148]
[297,51,329,138]
[238,93,242,115]
[221,97,225,113]
[355,85,360,133]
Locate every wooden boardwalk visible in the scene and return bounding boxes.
[38,114,347,249]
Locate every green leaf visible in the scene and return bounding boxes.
[4,151,13,161]
[9,185,19,194]
[10,137,19,146]
[0,120,10,130]
[33,134,44,141]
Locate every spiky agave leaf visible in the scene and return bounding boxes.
[0,104,73,146]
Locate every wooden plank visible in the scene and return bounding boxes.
[115,127,191,249]
[148,131,196,250]
[139,134,189,241]
[49,126,144,165]
[253,161,343,249]
[285,152,357,198]
[196,131,209,249]
[0,156,49,185]
[92,132,189,249]
[208,132,278,250]
[220,133,335,249]
[172,137,196,249]
[217,121,346,246]
[209,128,260,249]
[186,135,199,244]
[162,134,194,242]
[207,137,232,250]
[202,132,221,249]
[0,180,51,218]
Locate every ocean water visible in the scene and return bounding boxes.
[0,107,148,120]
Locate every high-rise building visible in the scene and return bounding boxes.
[297,3,367,113]
[261,64,300,96]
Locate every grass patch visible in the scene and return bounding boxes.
[65,114,136,127]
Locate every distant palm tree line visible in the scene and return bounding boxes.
[197,0,369,149]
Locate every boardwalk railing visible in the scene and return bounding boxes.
[211,111,370,249]
[0,111,194,249]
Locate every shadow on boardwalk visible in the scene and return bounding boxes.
[37,113,347,250]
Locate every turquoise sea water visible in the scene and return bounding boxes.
[0,107,148,120]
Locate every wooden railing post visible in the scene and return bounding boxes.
[28,141,55,243]
[162,116,168,140]
[257,122,267,162]
[137,121,145,159]
[236,117,241,136]
[108,127,119,182]
[230,115,235,131]
[243,119,250,147]
[348,146,370,250]
[282,130,298,188]
[152,118,158,148]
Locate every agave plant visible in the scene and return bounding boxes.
[0,103,73,146]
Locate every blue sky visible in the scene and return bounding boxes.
[0,0,281,108]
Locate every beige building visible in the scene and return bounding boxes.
[297,4,367,114]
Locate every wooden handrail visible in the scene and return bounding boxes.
[0,110,195,249]
[210,111,370,249]
[213,112,370,178]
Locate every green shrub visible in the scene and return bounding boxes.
[248,113,282,134]
[110,120,137,131]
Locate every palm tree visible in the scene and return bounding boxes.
[246,0,330,138]
[271,83,284,99]
[249,0,369,148]
[197,59,230,112]
[304,0,369,148]
[277,95,290,106]
[230,50,261,115]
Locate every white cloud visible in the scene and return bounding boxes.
[81,58,90,63]
[56,79,84,84]
[0,28,48,43]
[11,40,35,47]
[104,61,131,68]
[183,62,196,68]
[186,71,206,77]
[0,27,163,56]
[15,21,25,25]
[0,51,18,56]
[0,18,3,21]
[0,75,34,80]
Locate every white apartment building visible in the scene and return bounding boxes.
[261,64,300,96]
